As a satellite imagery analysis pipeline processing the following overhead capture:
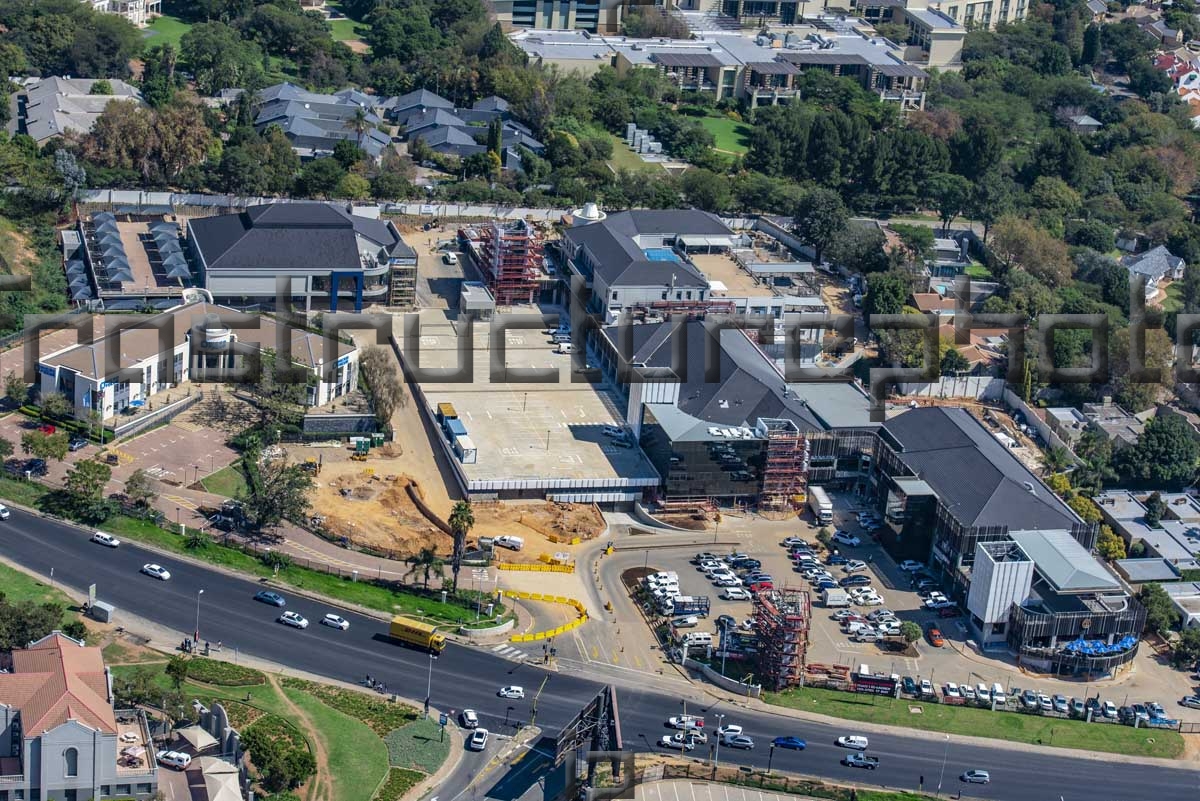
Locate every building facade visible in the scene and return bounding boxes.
[85,0,161,26]
[491,0,626,32]
[0,633,157,801]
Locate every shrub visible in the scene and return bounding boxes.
[374,768,425,801]
[186,657,266,686]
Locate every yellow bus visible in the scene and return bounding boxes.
[389,615,446,654]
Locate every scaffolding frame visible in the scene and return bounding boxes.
[479,219,541,306]
[758,418,808,511]
[753,587,810,691]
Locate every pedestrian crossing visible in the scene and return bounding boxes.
[491,643,534,663]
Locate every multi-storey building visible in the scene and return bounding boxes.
[84,0,161,27]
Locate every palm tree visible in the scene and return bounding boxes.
[346,107,370,152]
[448,501,474,594]
[406,546,444,590]
[1042,445,1071,476]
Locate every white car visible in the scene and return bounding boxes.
[91,532,120,548]
[714,575,742,587]
[0,504,10,520]
[279,611,309,629]
[498,686,525,699]
[156,750,192,770]
[460,709,479,728]
[781,537,807,548]
[698,560,723,573]
[320,614,349,630]
[899,560,924,572]
[716,723,743,738]
[920,679,934,696]
[976,684,991,703]
[832,531,861,547]
[877,621,902,636]
[944,682,961,698]
[722,587,751,601]
[141,563,170,581]
[836,735,869,750]
[857,595,885,606]
[724,552,749,563]
[962,685,977,701]
[668,715,704,730]
[468,728,489,750]
[659,734,694,751]
[843,560,868,573]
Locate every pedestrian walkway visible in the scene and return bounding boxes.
[636,779,824,801]
[490,642,536,664]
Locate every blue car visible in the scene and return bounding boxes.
[827,555,849,566]
[816,580,838,591]
[772,736,806,751]
[254,590,286,607]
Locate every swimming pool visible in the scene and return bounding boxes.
[643,247,682,263]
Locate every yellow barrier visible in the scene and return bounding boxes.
[503,589,589,642]
[496,562,575,574]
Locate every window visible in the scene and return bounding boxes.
[64,747,78,777]
[115,785,131,795]
[65,791,76,801]
[136,784,152,794]
[611,291,618,300]
[13,791,21,801]
[101,787,111,796]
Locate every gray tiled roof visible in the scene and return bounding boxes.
[882,407,1082,530]
[1121,245,1185,281]
[564,210,730,289]
[15,77,142,143]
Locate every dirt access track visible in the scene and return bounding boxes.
[296,443,604,562]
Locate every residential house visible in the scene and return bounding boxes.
[1085,0,1107,20]
[1045,407,1089,446]
[0,632,158,800]
[385,91,544,169]
[1067,114,1102,134]
[37,299,360,422]
[1096,489,1200,573]
[85,0,161,26]
[9,77,143,144]
[1143,18,1184,46]
[253,83,391,161]
[1121,245,1186,300]
[911,292,957,317]
[1081,399,1151,449]
[186,202,413,312]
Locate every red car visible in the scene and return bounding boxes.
[937,605,961,618]
[36,424,55,435]
[749,581,774,593]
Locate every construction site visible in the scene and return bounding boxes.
[753,588,811,690]
[759,418,810,513]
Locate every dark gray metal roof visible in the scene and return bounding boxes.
[875,62,928,78]
[881,407,1082,530]
[778,51,868,66]
[746,61,803,75]
[652,52,724,68]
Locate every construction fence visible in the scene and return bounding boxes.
[496,561,574,573]
[502,590,588,642]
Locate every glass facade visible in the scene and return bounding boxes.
[640,407,765,500]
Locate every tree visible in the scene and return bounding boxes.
[53,150,86,203]
[62,460,114,522]
[0,438,11,463]
[0,594,65,652]
[680,169,732,213]
[165,655,190,689]
[448,500,474,594]
[124,468,158,513]
[21,431,68,462]
[827,224,889,274]
[1043,446,1072,476]
[1081,23,1102,67]
[940,345,970,375]
[406,546,443,589]
[359,346,406,428]
[899,620,922,644]
[334,173,370,200]
[990,216,1072,288]
[1109,326,1173,413]
[1045,473,1071,495]
[332,138,365,171]
[153,97,212,181]
[1140,583,1177,636]
[1144,491,1166,526]
[968,170,1013,242]
[239,458,314,531]
[4,371,25,406]
[791,188,848,266]
[924,172,972,233]
[89,79,113,96]
[1174,627,1200,668]
[295,157,345,198]
[364,7,442,63]
[1067,494,1101,524]
[863,270,910,324]
[1096,525,1127,561]
[180,22,265,95]
[1116,415,1200,489]
[40,392,72,420]
[241,726,314,792]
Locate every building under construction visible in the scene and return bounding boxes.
[753,588,810,690]
[758,418,809,512]
[477,219,542,306]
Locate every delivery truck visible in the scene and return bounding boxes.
[388,615,446,654]
[822,588,850,608]
[661,595,711,617]
[808,485,833,525]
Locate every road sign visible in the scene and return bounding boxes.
[88,584,96,607]
[439,713,448,727]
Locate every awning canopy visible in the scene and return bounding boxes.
[176,725,219,752]
[191,757,241,801]
[746,261,815,275]
[677,235,733,249]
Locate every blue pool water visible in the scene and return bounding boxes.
[643,247,682,263]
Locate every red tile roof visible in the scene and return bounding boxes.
[0,633,114,735]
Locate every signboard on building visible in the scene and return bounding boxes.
[853,675,898,696]
[37,364,55,377]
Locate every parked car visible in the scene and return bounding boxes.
[254,590,286,607]
[961,685,976,701]
[771,736,806,751]
[937,605,961,618]
[724,552,749,563]
[1052,694,1069,714]
[780,537,807,548]
[1070,697,1085,716]
[901,676,917,695]
[692,552,719,564]
[25,458,47,476]
[920,679,934,696]
[1038,693,1053,712]
[68,437,88,452]
[842,753,879,770]
[898,560,924,571]
[1181,696,1200,710]
[944,682,961,698]
[826,554,849,566]
[1020,690,1039,710]
[722,588,751,601]
[668,715,704,730]
[961,770,990,785]
[716,724,743,738]
[731,558,761,570]
[832,532,861,547]
[156,750,192,770]
[1102,700,1118,718]
[90,531,120,548]
[36,424,55,436]
[749,581,774,593]
[839,575,872,588]
[843,560,868,573]
[278,611,308,629]
[716,614,737,630]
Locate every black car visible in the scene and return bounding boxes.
[732,558,762,571]
[25,459,47,476]
[839,575,873,588]
[208,514,240,532]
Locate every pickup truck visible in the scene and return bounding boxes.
[842,753,880,770]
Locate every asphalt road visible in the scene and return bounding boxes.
[3,510,1198,801]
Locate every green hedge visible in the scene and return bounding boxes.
[187,657,266,686]
[373,768,425,801]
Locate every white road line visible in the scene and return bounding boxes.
[491,643,509,652]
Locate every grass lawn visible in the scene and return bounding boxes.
[699,115,752,154]
[382,718,449,774]
[200,462,248,497]
[144,14,192,49]
[964,263,994,280]
[329,17,365,41]
[0,559,73,607]
[283,685,390,801]
[1161,282,1183,313]
[606,135,664,174]
[764,686,1183,759]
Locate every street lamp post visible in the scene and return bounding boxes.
[712,713,725,775]
[194,589,204,645]
[425,653,437,718]
[935,734,950,798]
[767,744,775,775]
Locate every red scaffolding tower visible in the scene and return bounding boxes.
[753,588,810,690]
[479,219,541,306]
[759,418,808,511]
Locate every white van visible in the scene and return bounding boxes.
[682,631,713,646]
[494,535,524,551]
[556,343,574,355]
[442,252,459,265]
[991,683,1007,705]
